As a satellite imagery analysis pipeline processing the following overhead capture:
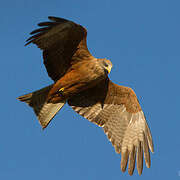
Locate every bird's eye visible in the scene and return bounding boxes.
[104,63,108,67]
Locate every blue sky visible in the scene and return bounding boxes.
[1,0,180,179]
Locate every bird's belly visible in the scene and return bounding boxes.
[47,68,106,103]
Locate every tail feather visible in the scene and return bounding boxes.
[17,85,66,129]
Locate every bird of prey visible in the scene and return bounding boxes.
[18,16,154,175]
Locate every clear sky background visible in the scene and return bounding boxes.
[1,0,180,179]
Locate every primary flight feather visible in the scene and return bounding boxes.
[18,16,154,175]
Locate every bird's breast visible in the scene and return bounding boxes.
[47,61,107,103]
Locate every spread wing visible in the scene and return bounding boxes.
[26,16,94,81]
[68,78,154,175]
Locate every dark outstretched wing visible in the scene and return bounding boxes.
[68,78,154,175]
[26,16,94,81]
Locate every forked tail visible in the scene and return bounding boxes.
[17,85,66,129]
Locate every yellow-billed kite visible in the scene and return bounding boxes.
[18,16,154,175]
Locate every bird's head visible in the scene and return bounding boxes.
[99,58,113,74]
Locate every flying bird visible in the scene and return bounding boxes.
[18,16,154,175]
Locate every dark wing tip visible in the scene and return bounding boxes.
[48,16,68,22]
[29,27,51,35]
[17,93,32,104]
[25,32,45,46]
[25,16,69,46]
[37,21,58,27]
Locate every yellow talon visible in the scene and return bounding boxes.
[59,87,64,92]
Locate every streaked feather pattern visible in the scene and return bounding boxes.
[18,85,66,128]
[18,16,154,176]
[68,78,154,175]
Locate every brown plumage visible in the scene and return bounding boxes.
[18,16,154,175]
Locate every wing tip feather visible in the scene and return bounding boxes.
[25,16,69,46]
[48,16,68,23]
[121,149,129,173]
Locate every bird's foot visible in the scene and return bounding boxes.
[58,87,64,95]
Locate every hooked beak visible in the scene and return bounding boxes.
[105,66,112,74]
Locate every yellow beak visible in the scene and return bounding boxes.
[105,66,112,74]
